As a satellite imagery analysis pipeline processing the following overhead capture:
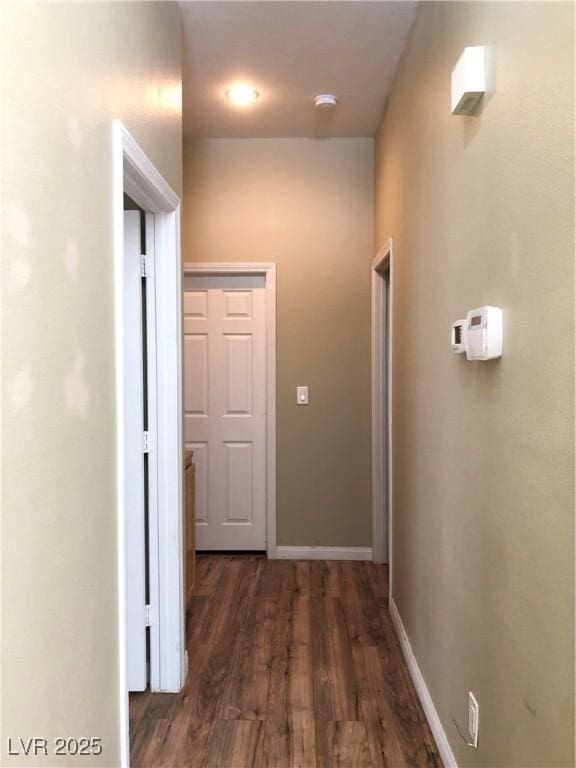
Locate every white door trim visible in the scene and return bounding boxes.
[112,120,185,767]
[371,239,394,577]
[183,262,277,559]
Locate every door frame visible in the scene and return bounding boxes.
[182,262,277,559]
[371,238,394,575]
[112,121,186,767]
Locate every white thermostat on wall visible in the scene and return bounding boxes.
[465,306,503,360]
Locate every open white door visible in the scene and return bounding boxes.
[123,211,147,691]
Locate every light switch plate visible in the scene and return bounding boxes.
[296,386,309,405]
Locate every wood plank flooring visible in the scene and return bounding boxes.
[130,555,442,768]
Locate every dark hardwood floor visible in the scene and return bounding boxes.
[130,555,442,767]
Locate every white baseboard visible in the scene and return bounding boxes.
[275,546,373,561]
[389,598,458,768]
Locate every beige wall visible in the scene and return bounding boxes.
[1,2,182,765]
[375,2,574,766]
[184,138,373,548]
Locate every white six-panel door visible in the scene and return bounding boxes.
[123,211,147,691]
[183,275,267,550]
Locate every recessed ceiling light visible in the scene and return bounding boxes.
[314,94,338,109]
[225,83,260,107]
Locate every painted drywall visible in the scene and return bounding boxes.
[0,2,182,765]
[374,2,574,766]
[183,138,373,548]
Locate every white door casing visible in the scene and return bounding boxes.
[123,211,147,691]
[371,238,394,576]
[184,275,267,550]
[114,120,185,767]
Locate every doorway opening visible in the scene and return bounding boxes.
[183,262,277,559]
[113,121,186,766]
[371,239,394,574]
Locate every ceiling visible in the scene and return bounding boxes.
[180,1,417,139]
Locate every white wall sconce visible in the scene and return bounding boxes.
[451,46,486,115]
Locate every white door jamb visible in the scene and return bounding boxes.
[371,239,394,579]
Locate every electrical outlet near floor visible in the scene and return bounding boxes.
[468,692,479,748]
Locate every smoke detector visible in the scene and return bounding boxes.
[314,94,338,110]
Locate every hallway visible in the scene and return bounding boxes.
[130,556,442,767]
